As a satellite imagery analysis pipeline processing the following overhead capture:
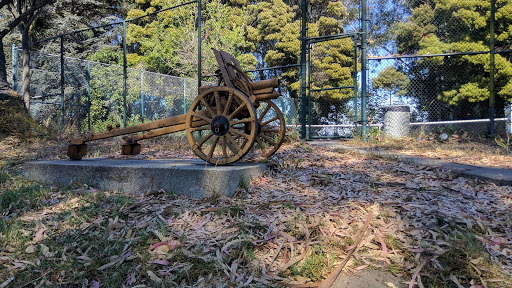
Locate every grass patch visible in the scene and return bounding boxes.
[0,218,35,250]
[0,170,9,185]
[290,245,327,281]
[416,230,512,287]
[0,181,51,212]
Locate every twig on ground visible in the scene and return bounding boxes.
[318,212,374,288]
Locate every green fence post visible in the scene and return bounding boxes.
[183,79,187,114]
[300,0,307,139]
[197,0,202,91]
[489,0,496,138]
[87,61,91,131]
[11,44,17,92]
[122,20,128,128]
[353,35,358,130]
[140,70,144,123]
[307,42,312,139]
[361,0,368,142]
[60,35,65,126]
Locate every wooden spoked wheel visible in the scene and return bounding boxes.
[185,87,258,165]
[252,100,286,158]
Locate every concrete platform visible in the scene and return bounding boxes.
[24,158,267,198]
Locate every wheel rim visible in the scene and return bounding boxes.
[253,100,286,158]
[185,87,257,165]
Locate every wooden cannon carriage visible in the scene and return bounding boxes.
[67,49,286,165]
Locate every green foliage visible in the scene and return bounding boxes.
[26,0,359,130]
[383,0,512,120]
[125,0,255,77]
[30,0,124,58]
[86,63,143,132]
[88,48,123,66]
[123,0,355,105]
[372,67,409,105]
[495,134,512,155]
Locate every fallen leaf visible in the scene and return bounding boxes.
[278,231,296,242]
[153,245,169,254]
[149,240,181,253]
[25,244,36,254]
[40,244,54,257]
[151,260,170,266]
[32,226,47,243]
[147,270,162,284]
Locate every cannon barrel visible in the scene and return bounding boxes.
[249,78,279,91]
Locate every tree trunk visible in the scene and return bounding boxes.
[21,24,30,110]
[0,39,17,101]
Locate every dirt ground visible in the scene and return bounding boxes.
[333,270,406,288]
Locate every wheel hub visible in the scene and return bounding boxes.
[211,115,230,136]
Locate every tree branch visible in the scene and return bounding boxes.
[26,5,44,27]
[0,0,52,38]
[0,0,14,11]
[7,2,19,19]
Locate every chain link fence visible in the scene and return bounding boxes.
[12,0,510,139]
[366,0,512,138]
[12,0,302,135]
[14,48,195,132]
[306,37,358,138]
[13,47,300,134]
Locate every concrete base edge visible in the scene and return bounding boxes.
[24,158,267,199]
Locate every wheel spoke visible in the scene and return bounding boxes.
[228,102,247,120]
[256,137,268,154]
[261,128,281,133]
[261,134,276,145]
[261,115,279,127]
[233,132,243,141]
[229,127,251,139]
[208,135,219,158]
[193,112,212,122]
[196,131,214,149]
[223,91,234,116]
[226,133,241,154]
[221,136,228,158]
[214,91,221,115]
[230,118,253,126]
[259,103,272,121]
[200,98,216,117]
[187,88,261,164]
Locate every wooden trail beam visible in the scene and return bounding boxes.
[128,120,206,143]
[70,111,208,145]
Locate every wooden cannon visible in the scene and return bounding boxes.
[67,49,286,165]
